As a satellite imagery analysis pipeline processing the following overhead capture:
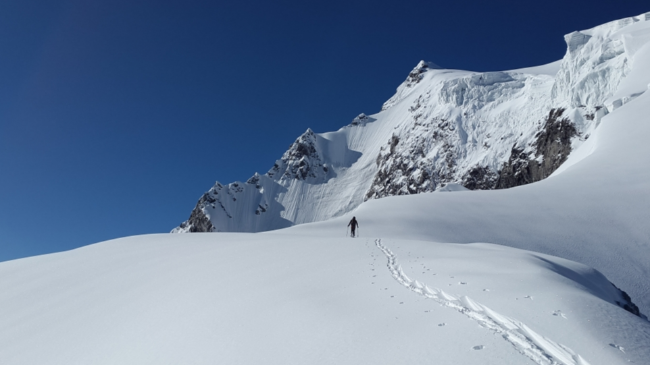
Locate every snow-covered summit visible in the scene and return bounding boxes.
[175,12,650,234]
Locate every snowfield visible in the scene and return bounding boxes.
[2,11,650,365]
[1,233,649,364]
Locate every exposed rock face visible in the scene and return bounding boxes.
[613,283,646,319]
[405,60,430,87]
[496,109,577,189]
[173,127,362,233]
[350,113,371,125]
[365,134,436,199]
[462,166,499,191]
[267,128,328,182]
[172,192,216,233]
[367,68,561,199]
[367,103,591,196]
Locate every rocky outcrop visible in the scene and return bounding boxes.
[461,166,499,190]
[612,283,647,319]
[365,134,436,200]
[405,60,431,87]
[267,128,328,182]
[367,105,585,196]
[496,108,577,189]
[172,192,216,233]
[350,113,371,126]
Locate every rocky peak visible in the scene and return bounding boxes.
[381,60,439,111]
[170,191,217,233]
[266,128,328,182]
[246,172,262,188]
[405,60,431,86]
[350,113,369,126]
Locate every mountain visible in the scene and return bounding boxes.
[174,12,650,235]
[2,12,650,365]
[170,11,650,315]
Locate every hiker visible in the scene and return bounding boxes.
[348,217,359,237]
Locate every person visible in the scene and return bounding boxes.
[348,216,359,237]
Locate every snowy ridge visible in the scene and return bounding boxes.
[174,12,650,234]
[172,125,368,233]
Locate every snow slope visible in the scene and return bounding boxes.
[1,232,648,364]
[174,12,650,235]
[290,84,650,315]
[171,11,650,316]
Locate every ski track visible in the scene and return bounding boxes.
[374,239,591,365]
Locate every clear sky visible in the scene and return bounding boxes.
[1,0,648,262]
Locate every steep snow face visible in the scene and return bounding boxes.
[366,68,561,197]
[552,12,650,110]
[175,12,650,233]
[173,125,371,233]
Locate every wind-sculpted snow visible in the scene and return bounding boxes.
[175,12,650,233]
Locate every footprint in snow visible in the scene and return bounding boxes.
[524,295,533,300]
[459,282,467,285]
[609,343,625,353]
[438,323,446,327]
[473,345,485,350]
[553,310,567,319]
[483,289,490,292]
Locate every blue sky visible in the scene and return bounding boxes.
[1,0,648,262]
